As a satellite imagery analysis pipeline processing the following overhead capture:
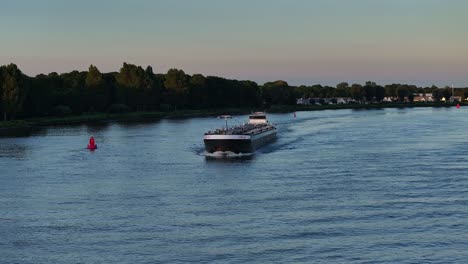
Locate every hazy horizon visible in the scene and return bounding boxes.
[1,0,467,87]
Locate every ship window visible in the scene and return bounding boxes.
[249,116,266,119]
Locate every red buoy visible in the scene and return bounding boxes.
[87,136,97,150]
[456,103,460,109]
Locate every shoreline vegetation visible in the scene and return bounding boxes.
[0,102,462,136]
[1,62,467,135]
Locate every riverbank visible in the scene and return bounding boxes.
[0,102,463,135]
[0,108,252,136]
[268,101,461,112]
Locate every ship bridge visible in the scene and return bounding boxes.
[249,112,268,124]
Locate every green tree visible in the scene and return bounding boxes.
[335,82,350,97]
[1,64,28,120]
[262,80,295,105]
[395,84,417,102]
[363,81,377,101]
[375,85,385,101]
[188,74,206,108]
[350,84,364,100]
[85,65,110,112]
[142,66,162,110]
[384,84,397,98]
[163,68,189,109]
[116,63,160,110]
[239,80,261,107]
[85,65,103,87]
[396,85,408,101]
[117,63,145,88]
[336,82,349,90]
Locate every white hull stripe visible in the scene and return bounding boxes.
[204,135,251,140]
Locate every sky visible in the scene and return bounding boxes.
[1,0,467,86]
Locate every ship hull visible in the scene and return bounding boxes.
[204,129,276,154]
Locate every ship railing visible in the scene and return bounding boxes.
[207,123,271,135]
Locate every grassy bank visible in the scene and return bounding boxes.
[0,108,253,130]
[268,102,460,113]
[0,102,463,132]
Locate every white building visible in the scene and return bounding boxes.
[296,98,311,105]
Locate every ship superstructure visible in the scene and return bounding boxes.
[203,112,277,154]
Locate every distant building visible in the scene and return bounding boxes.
[296,98,311,105]
[336,97,355,104]
[416,93,431,97]
[413,96,426,102]
[382,97,393,103]
[450,96,462,102]
[297,97,356,105]
[337,98,347,104]
[413,93,434,102]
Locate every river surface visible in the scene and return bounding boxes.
[1,108,468,263]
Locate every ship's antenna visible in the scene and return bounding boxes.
[218,115,232,130]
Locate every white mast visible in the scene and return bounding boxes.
[218,115,232,130]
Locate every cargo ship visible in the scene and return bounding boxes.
[204,112,277,154]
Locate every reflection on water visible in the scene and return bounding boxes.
[0,126,34,138]
[85,123,111,134]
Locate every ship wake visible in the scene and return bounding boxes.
[202,151,253,158]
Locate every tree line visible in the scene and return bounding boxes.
[0,63,466,120]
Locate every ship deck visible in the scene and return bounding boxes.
[205,123,275,136]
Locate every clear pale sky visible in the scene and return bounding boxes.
[1,0,467,86]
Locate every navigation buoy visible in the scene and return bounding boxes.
[293,112,296,118]
[87,136,97,150]
[456,103,460,109]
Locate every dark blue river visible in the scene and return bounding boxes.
[2,108,468,263]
